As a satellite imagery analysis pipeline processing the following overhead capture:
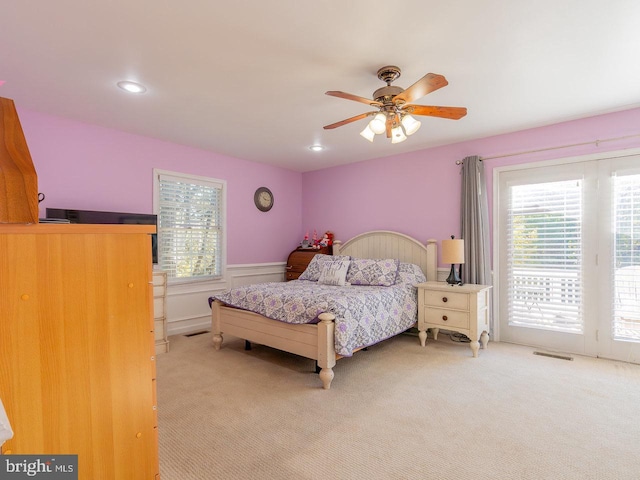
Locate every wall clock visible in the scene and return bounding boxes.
[254,187,274,212]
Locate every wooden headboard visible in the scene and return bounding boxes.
[333,230,437,281]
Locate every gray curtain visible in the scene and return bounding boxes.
[460,155,491,288]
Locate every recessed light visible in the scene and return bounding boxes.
[117,81,147,94]
[309,145,325,152]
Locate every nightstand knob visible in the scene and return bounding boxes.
[442,297,448,303]
[442,315,448,321]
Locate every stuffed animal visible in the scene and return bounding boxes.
[319,231,333,247]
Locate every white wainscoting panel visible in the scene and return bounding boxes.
[165,262,286,336]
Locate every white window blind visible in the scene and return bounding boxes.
[157,172,224,280]
[612,172,640,341]
[506,179,583,333]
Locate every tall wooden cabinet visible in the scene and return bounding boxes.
[0,224,159,479]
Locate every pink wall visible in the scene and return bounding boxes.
[17,105,640,269]
[18,108,303,264]
[302,107,640,267]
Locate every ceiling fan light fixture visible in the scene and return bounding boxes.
[401,114,421,136]
[391,125,407,144]
[324,66,466,145]
[368,113,387,135]
[359,125,376,142]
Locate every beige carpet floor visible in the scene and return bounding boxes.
[156,331,640,480]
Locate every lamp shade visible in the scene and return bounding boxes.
[401,114,421,135]
[369,113,387,134]
[442,238,465,264]
[359,124,375,142]
[391,125,407,143]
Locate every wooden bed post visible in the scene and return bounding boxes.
[317,313,336,389]
[332,240,342,256]
[426,239,437,282]
[211,299,223,350]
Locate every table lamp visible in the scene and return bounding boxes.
[442,235,465,285]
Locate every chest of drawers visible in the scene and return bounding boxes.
[417,281,492,357]
[285,246,331,281]
[153,270,169,354]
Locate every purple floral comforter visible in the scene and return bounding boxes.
[210,263,426,356]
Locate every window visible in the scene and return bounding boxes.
[612,172,640,341]
[505,178,583,334]
[153,169,226,282]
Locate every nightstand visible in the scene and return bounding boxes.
[417,281,492,357]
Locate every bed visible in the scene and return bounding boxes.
[210,231,437,389]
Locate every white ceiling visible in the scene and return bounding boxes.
[2,0,639,172]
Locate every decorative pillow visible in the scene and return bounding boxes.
[299,254,351,281]
[346,258,400,286]
[397,262,427,286]
[318,259,351,286]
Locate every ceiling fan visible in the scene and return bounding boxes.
[323,65,467,143]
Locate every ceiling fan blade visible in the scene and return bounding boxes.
[325,91,383,107]
[402,105,467,120]
[323,112,374,130]
[393,73,448,105]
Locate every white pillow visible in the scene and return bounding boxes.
[299,254,350,281]
[318,260,351,286]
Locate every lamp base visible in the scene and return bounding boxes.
[446,264,462,285]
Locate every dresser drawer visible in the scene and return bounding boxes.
[424,290,468,310]
[424,308,470,329]
[152,272,166,298]
[153,297,165,318]
[154,319,165,341]
[286,271,301,281]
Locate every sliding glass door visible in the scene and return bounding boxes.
[596,157,640,362]
[497,154,640,363]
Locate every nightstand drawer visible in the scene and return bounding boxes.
[424,308,470,329]
[424,290,469,310]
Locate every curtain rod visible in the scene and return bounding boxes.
[455,132,640,165]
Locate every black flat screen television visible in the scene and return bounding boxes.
[46,208,158,264]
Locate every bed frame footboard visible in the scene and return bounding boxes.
[211,299,337,389]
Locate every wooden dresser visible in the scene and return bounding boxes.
[0,224,159,480]
[285,246,332,280]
